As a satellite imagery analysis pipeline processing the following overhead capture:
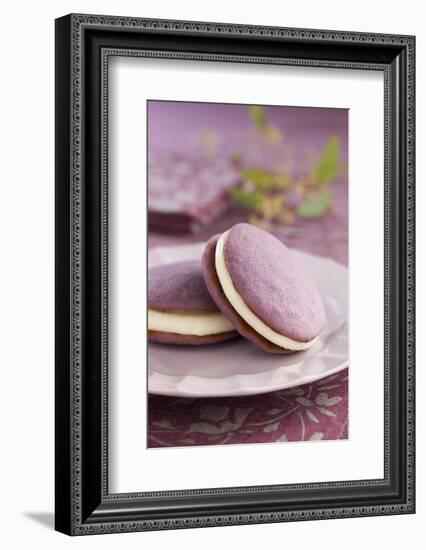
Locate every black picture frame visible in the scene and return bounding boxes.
[55,13,415,535]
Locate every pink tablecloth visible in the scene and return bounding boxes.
[148,369,348,447]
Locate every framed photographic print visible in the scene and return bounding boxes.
[55,14,415,535]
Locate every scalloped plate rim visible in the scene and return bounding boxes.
[148,242,348,398]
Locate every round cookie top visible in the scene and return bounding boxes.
[222,223,325,341]
[148,260,218,312]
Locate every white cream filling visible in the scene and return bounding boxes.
[215,231,319,351]
[148,308,235,336]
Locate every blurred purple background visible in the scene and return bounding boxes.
[148,101,348,167]
[147,100,348,265]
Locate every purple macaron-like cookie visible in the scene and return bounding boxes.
[202,223,326,353]
[148,260,237,345]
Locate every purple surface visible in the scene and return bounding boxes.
[223,223,325,341]
[148,260,218,312]
[148,369,348,448]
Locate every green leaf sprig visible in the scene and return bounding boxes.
[228,108,346,227]
[312,135,344,185]
[297,191,333,219]
[249,105,283,144]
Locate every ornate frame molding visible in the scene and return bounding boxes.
[55,14,415,535]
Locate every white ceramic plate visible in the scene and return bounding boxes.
[148,242,348,397]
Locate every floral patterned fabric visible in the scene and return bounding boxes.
[148,369,348,447]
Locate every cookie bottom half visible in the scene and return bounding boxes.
[148,329,238,346]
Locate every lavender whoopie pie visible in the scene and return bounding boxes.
[202,223,326,354]
[148,260,238,345]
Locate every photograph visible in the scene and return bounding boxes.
[147,100,349,448]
